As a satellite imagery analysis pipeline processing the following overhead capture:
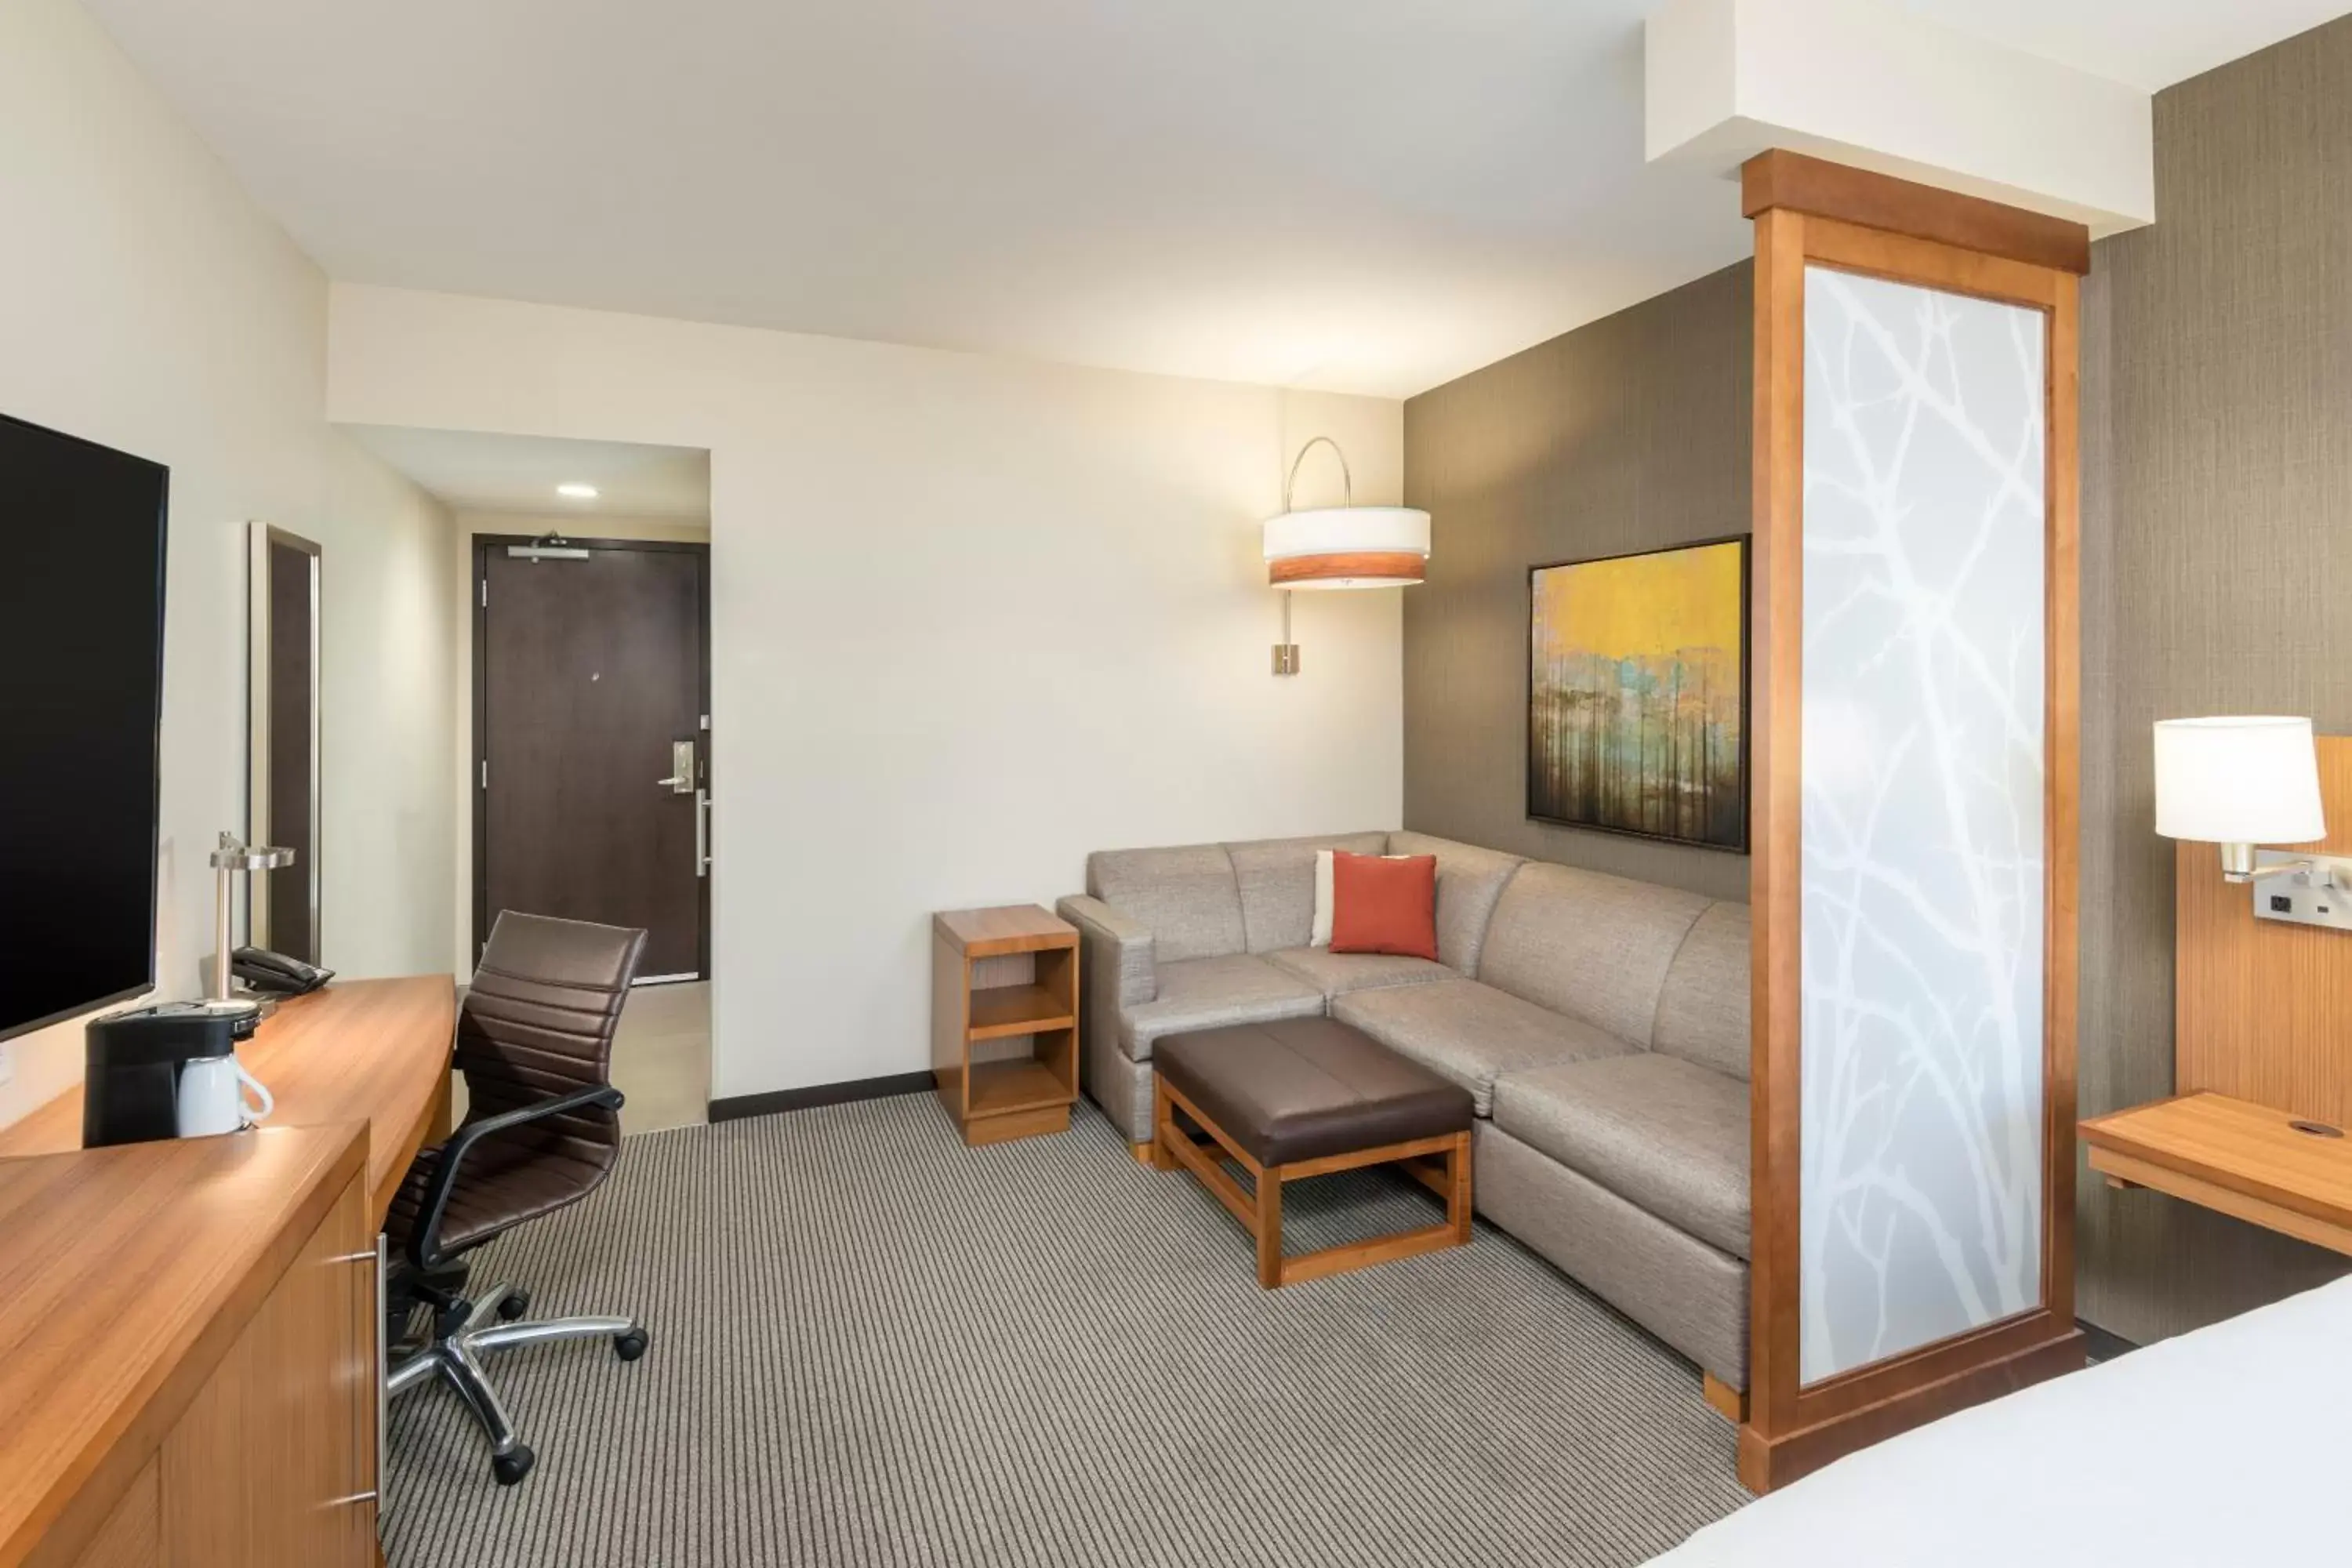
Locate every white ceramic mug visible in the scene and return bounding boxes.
[175,1054,275,1138]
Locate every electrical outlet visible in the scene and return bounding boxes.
[2252,849,2352,933]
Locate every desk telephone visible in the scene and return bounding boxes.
[230,946,334,998]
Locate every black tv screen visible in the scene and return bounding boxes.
[0,413,168,1041]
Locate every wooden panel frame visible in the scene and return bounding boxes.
[1744,157,2086,1492]
[1741,149,2092,276]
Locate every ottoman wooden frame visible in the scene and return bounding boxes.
[1152,1073,1472,1289]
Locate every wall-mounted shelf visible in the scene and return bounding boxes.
[2081,1091,2352,1257]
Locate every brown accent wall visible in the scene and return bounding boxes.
[2075,16,2352,1344]
[1401,11,2352,1346]
[1401,262,1753,904]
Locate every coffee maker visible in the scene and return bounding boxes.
[83,1000,263,1148]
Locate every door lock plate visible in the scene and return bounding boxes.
[659,739,695,794]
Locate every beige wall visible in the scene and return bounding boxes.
[0,0,458,1126]
[2076,14,2352,1344]
[446,510,710,974]
[1399,263,1752,904]
[328,287,1405,1100]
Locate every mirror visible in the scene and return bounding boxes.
[248,523,321,964]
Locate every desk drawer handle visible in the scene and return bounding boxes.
[328,1490,379,1507]
[330,1249,376,1264]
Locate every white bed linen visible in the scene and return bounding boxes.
[1648,1275,2352,1566]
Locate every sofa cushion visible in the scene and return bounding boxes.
[1116,953,1324,1062]
[1385,832,1526,976]
[1088,844,1245,964]
[1476,862,1708,1047]
[1265,946,1451,1000]
[1333,978,1631,1116]
[1490,1053,1749,1259]
[1653,902,1751,1080]
[1225,832,1388,953]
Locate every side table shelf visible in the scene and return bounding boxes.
[931,905,1080,1146]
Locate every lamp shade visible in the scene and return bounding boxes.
[1261,505,1431,590]
[2152,716,2325,844]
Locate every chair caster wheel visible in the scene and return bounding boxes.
[492,1444,535,1486]
[613,1326,650,1362]
[495,1289,530,1321]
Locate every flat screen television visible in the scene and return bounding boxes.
[0,412,169,1042]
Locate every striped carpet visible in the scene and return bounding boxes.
[384,1094,1748,1567]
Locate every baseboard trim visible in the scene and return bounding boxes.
[708,1072,935,1123]
[1737,1322,2085,1491]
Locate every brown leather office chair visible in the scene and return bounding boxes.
[384,911,650,1486]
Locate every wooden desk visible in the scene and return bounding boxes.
[0,975,456,1566]
[0,1126,372,1568]
[2081,1091,2352,1257]
[0,976,456,1225]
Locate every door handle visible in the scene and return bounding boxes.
[695,789,711,877]
[658,739,695,795]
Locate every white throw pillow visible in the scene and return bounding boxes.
[1311,849,1414,948]
[1312,851,1337,946]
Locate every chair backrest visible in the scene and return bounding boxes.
[457,911,648,1175]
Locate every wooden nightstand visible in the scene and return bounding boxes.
[2080,1092,2352,1257]
[931,905,1080,1146]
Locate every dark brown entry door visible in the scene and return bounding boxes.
[476,539,709,978]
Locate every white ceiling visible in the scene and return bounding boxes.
[87,0,2352,399]
[340,426,710,519]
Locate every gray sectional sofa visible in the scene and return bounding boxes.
[1058,830,1753,1388]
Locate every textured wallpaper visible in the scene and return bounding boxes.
[2075,13,2352,1343]
[1401,263,1753,903]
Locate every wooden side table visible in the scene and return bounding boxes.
[931,904,1080,1146]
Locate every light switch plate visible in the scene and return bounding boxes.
[2252,850,2352,933]
[0,1042,12,1088]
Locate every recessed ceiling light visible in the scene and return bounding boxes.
[557,482,598,499]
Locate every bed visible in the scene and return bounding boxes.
[1647,1275,2352,1566]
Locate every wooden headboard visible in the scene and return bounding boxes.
[2176,734,2352,1126]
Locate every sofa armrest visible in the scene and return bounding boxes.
[1057,895,1156,1011]
[1059,895,1155,1100]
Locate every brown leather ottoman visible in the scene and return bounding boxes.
[1150,1015,1474,1287]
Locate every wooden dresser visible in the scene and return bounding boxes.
[0,976,458,1568]
[0,1127,372,1568]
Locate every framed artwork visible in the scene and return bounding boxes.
[1526,535,1749,851]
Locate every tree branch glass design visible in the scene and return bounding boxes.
[1798,264,2048,1384]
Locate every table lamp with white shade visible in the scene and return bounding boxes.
[2153,716,2327,882]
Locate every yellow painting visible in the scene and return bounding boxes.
[1529,538,1747,849]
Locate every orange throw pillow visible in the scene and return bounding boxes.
[1328,852,1439,961]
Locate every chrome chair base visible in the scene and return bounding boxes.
[389,1280,648,1485]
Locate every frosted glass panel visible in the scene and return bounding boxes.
[1798,265,2045,1385]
